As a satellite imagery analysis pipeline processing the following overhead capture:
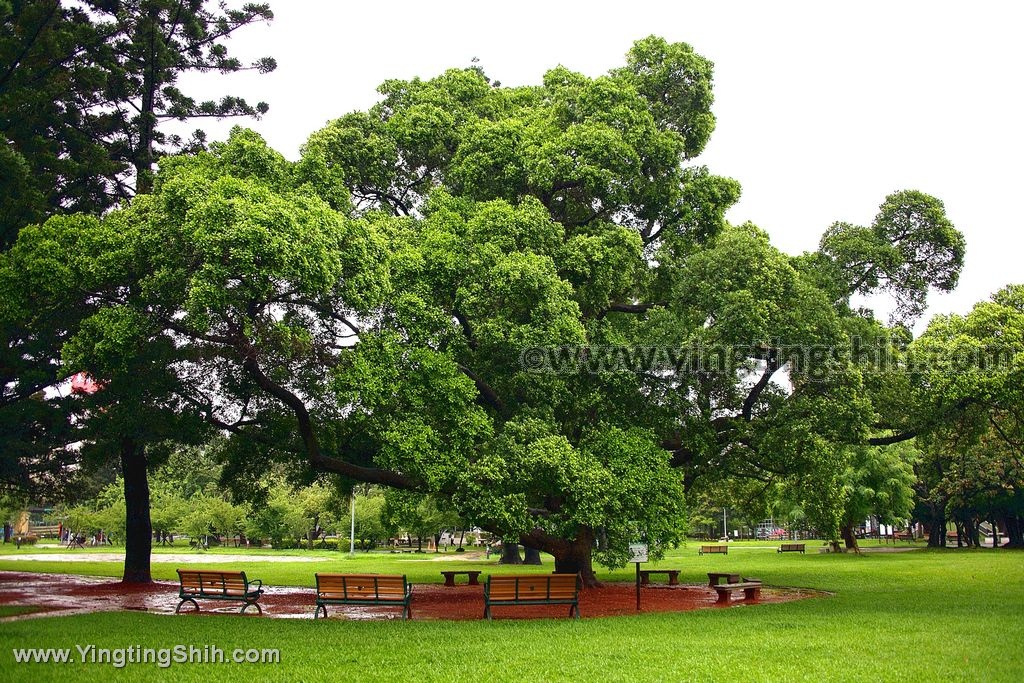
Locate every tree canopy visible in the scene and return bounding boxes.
[3,36,973,581]
[0,0,275,247]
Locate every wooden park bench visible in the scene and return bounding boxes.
[699,545,728,555]
[314,573,413,620]
[483,574,580,620]
[777,543,805,554]
[441,570,482,587]
[639,569,680,585]
[713,581,761,605]
[175,569,264,615]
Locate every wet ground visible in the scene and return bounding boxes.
[0,571,823,622]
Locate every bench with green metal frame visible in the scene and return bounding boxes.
[483,574,580,620]
[175,569,263,614]
[314,573,413,620]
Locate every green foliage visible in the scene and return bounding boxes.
[2,34,972,580]
[817,190,965,323]
[381,491,458,543]
[0,1,116,245]
[57,480,126,539]
[350,491,389,549]
[908,284,1024,541]
[611,35,717,158]
[241,478,345,549]
[0,0,276,243]
[831,443,918,543]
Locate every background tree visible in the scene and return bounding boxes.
[351,489,390,551]
[0,1,276,243]
[814,191,965,324]
[382,491,461,552]
[0,1,276,581]
[0,1,115,246]
[908,284,1024,546]
[87,0,276,194]
[836,443,917,551]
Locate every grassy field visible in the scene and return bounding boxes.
[1,543,1021,681]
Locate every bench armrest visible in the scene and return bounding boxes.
[248,578,263,591]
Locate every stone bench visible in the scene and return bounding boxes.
[713,581,761,605]
[639,570,680,585]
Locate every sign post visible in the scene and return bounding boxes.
[629,542,648,611]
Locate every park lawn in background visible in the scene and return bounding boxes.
[0,540,990,586]
[0,548,1022,681]
[0,547,545,586]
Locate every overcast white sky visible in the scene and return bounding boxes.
[183,0,1023,331]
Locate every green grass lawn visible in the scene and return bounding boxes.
[1,545,1021,681]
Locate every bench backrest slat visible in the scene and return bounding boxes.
[487,574,578,601]
[177,569,249,595]
[316,573,407,600]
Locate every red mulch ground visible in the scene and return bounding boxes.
[0,571,822,621]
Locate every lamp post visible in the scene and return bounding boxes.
[349,488,356,555]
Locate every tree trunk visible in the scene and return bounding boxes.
[841,522,859,552]
[522,546,543,565]
[120,438,152,583]
[1002,514,1024,548]
[499,542,523,564]
[925,517,945,548]
[520,527,599,587]
[133,7,161,195]
[967,518,981,548]
[552,536,597,587]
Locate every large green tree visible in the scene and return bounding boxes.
[5,38,966,584]
[836,443,917,551]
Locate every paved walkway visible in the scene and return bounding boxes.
[3,552,319,563]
